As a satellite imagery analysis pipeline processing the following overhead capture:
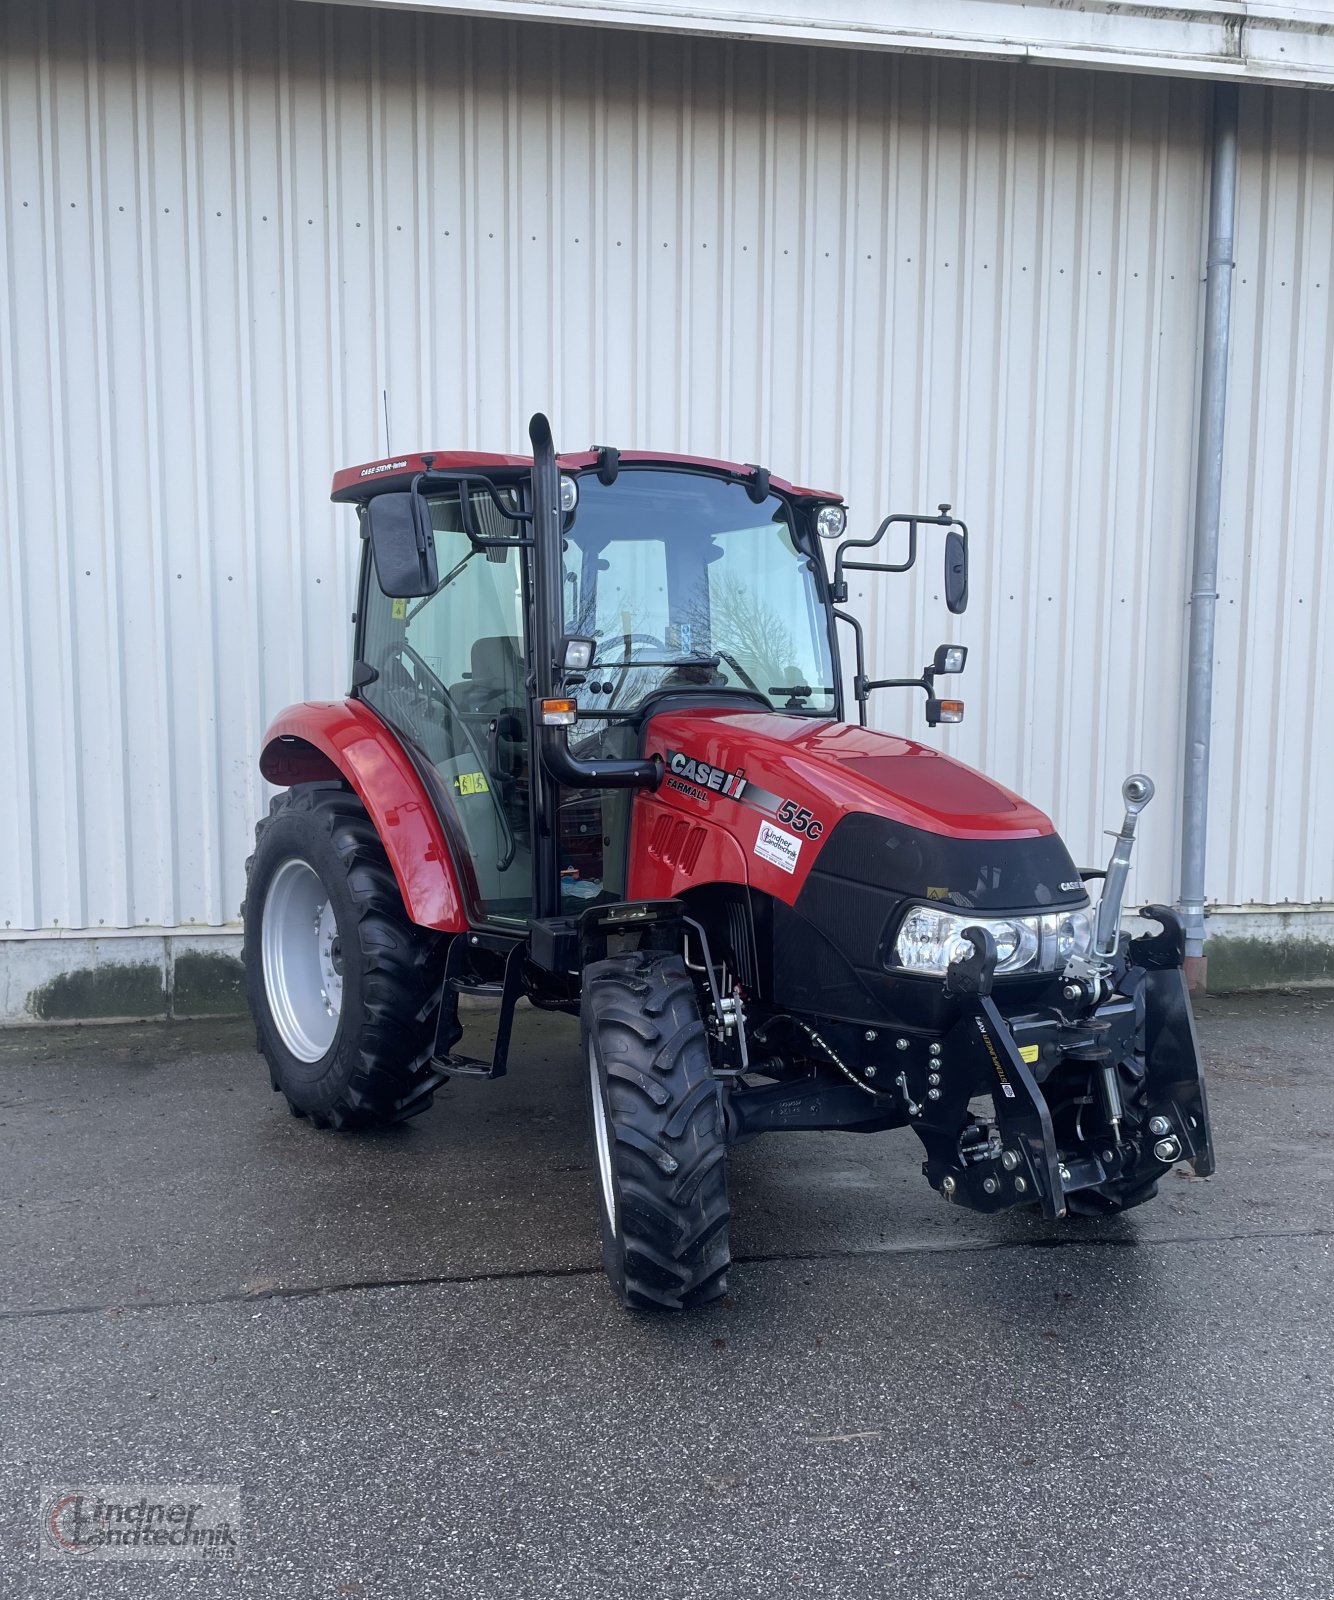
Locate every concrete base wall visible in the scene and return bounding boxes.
[0,929,244,1025]
[1201,906,1334,993]
[1,905,1330,1024]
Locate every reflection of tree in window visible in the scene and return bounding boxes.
[697,572,799,684]
[560,471,835,715]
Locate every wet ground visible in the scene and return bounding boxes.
[0,990,1330,1597]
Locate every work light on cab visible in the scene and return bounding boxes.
[816,504,847,540]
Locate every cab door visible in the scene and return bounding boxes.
[358,486,534,926]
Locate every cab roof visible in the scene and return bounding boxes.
[330,448,842,504]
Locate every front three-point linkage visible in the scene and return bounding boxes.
[909,928,1069,1218]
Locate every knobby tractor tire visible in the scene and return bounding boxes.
[582,950,732,1310]
[242,784,448,1130]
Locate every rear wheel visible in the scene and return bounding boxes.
[242,785,447,1129]
[582,950,731,1310]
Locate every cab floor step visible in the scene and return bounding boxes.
[449,977,505,999]
[430,935,524,1080]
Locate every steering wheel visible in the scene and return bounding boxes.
[383,642,518,873]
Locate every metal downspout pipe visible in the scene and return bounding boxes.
[1178,82,1239,994]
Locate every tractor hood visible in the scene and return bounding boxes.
[643,707,1053,845]
[632,709,1089,983]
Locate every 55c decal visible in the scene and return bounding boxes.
[774,799,823,840]
[665,749,824,841]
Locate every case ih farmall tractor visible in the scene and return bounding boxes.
[244,414,1214,1310]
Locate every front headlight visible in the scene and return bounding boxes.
[892,905,1092,977]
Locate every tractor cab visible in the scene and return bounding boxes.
[347,419,967,934]
[353,456,842,925]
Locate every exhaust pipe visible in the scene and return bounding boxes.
[529,413,661,792]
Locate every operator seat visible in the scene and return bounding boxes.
[449,636,528,824]
[451,635,525,715]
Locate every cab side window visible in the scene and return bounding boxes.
[359,489,533,923]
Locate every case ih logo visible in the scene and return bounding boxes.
[665,748,825,841]
[666,749,748,799]
[359,459,409,478]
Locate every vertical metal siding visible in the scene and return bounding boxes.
[1214,87,1334,909]
[0,0,1328,935]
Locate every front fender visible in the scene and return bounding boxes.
[259,699,468,932]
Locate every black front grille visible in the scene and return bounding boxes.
[810,813,1086,916]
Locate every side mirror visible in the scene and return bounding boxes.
[365,492,437,598]
[944,529,968,614]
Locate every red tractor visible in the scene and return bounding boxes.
[243,414,1214,1309]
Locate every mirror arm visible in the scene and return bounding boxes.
[833,608,869,728]
[832,506,965,602]
[407,474,432,567]
[405,471,535,550]
[861,674,931,697]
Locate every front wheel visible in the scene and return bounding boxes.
[582,950,731,1310]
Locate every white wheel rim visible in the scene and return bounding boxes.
[261,858,343,1063]
[589,1040,617,1234]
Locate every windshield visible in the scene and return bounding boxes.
[561,470,836,717]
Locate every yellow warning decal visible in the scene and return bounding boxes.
[926,886,950,901]
[391,598,407,619]
[1018,1044,1040,1065]
[453,771,490,796]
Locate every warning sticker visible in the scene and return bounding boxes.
[1018,1044,1040,1065]
[754,820,802,875]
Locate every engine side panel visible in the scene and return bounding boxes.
[624,795,752,902]
[259,700,468,932]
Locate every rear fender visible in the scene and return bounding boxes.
[259,700,468,931]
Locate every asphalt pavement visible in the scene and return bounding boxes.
[0,990,1330,1598]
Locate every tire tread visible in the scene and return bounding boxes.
[583,949,731,1311]
[242,784,447,1129]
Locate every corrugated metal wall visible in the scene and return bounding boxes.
[1,0,1330,937]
